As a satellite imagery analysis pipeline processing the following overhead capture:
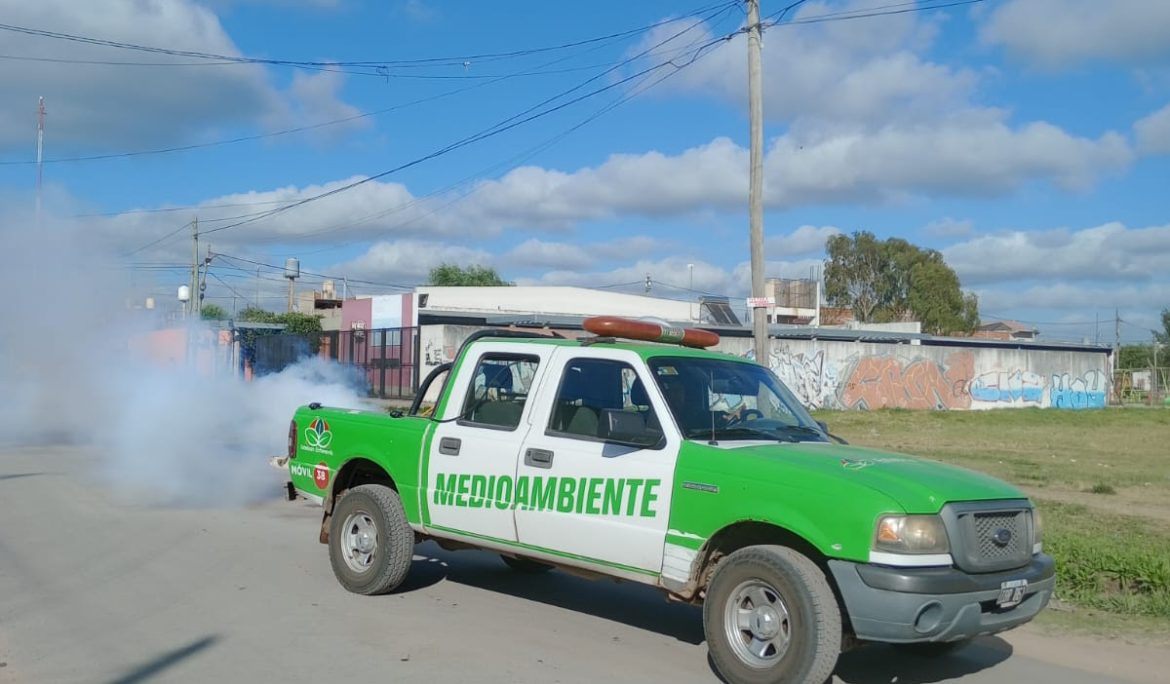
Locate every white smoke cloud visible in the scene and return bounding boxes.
[0,198,372,506]
[99,355,371,507]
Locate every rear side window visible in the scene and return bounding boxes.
[548,358,661,441]
[460,354,539,430]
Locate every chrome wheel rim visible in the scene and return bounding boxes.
[340,510,378,573]
[724,579,792,668]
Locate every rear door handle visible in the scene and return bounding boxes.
[439,437,461,456]
[525,448,554,469]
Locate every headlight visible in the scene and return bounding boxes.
[1031,506,1043,553]
[874,515,950,554]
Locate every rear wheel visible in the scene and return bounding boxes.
[704,545,840,684]
[500,554,553,573]
[329,484,414,595]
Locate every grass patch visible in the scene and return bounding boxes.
[1039,499,1170,617]
[813,408,1170,629]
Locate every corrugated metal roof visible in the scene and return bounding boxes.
[421,310,1110,354]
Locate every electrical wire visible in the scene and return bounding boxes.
[765,0,986,28]
[1,3,735,166]
[199,10,739,238]
[122,221,192,257]
[278,13,743,252]
[0,2,734,71]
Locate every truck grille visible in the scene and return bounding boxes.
[943,502,1033,573]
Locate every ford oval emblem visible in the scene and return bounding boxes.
[992,528,1013,547]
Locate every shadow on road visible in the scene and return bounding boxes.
[0,472,52,482]
[834,638,1012,683]
[402,541,705,644]
[103,635,219,684]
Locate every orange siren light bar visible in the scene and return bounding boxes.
[582,316,720,349]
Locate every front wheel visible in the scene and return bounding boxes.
[328,484,414,595]
[703,545,841,684]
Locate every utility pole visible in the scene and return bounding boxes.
[1115,308,1120,356]
[35,97,46,226]
[198,244,214,315]
[189,217,199,318]
[747,0,769,364]
[1153,332,1160,407]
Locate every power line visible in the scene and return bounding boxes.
[277,17,742,252]
[122,221,192,257]
[214,253,415,291]
[199,11,739,238]
[765,0,986,27]
[0,3,734,72]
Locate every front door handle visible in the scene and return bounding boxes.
[525,448,554,469]
[439,437,461,456]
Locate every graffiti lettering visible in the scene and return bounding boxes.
[1050,370,1107,409]
[841,352,974,410]
[767,349,840,409]
[969,370,1045,405]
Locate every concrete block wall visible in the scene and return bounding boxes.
[419,324,1110,411]
[714,338,1109,411]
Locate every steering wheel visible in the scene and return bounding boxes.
[725,408,765,425]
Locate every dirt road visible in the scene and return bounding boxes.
[2,445,1165,684]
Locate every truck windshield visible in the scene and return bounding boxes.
[647,356,827,443]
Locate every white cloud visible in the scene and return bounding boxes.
[924,217,974,238]
[765,225,840,257]
[100,111,1133,263]
[944,222,1170,285]
[0,0,358,151]
[269,70,370,140]
[769,117,1133,199]
[1135,103,1170,155]
[505,239,595,271]
[640,4,977,126]
[976,281,1170,314]
[980,0,1170,68]
[400,0,437,22]
[330,240,493,283]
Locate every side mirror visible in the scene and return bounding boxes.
[599,409,662,448]
[816,419,830,433]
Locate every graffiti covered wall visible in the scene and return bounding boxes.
[715,338,1109,411]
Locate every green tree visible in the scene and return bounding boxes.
[825,231,885,322]
[277,312,323,337]
[237,305,279,324]
[824,231,979,335]
[1156,308,1170,346]
[199,303,228,320]
[428,263,511,286]
[236,306,322,335]
[1118,344,1155,369]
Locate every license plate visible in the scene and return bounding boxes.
[997,579,1028,608]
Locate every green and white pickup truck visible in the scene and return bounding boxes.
[286,321,1053,684]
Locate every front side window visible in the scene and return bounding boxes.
[648,356,826,443]
[548,358,662,446]
[460,354,539,430]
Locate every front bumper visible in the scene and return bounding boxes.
[828,554,1055,643]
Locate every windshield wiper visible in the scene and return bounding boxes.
[684,426,798,444]
[774,423,849,444]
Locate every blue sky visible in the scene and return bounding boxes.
[1,0,1168,344]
